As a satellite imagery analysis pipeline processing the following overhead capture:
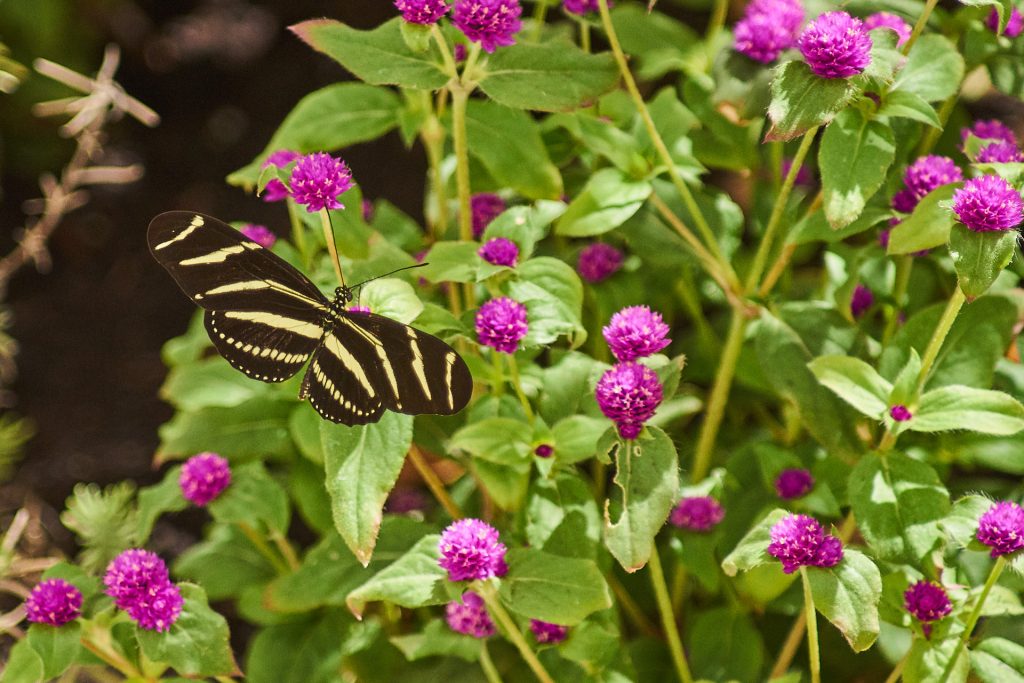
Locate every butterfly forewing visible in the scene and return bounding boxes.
[205,309,321,383]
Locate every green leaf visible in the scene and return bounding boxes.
[137,467,188,543]
[526,474,602,559]
[360,278,423,324]
[290,405,325,464]
[174,525,277,601]
[765,61,856,142]
[721,508,789,576]
[156,398,298,464]
[941,494,992,549]
[949,223,1018,300]
[906,635,969,683]
[322,412,414,565]
[499,548,612,625]
[972,638,1024,682]
[848,452,950,562]
[0,640,43,683]
[887,184,959,255]
[391,620,482,663]
[609,4,701,80]
[893,34,966,102]
[419,241,479,284]
[208,462,290,534]
[161,358,276,410]
[913,385,1024,435]
[819,108,896,228]
[808,355,892,419]
[26,623,80,681]
[551,415,608,465]
[451,417,532,510]
[346,535,449,618]
[688,608,765,683]
[245,611,348,683]
[136,584,239,677]
[788,206,890,245]
[290,18,447,90]
[507,256,585,348]
[464,100,562,199]
[226,83,400,187]
[878,90,942,128]
[807,549,881,652]
[478,41,619,112]
[603,427,680,572]
[554,168,653,237]
[538,352,600,424]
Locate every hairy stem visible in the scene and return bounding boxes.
[914,287,966,396]
[507,354,535,423]
[940,556,1006,682]
[318,209,346,288]
[477,583,555,683]
[800,568,821,683]
[237,522,290,575]
[479,641,505,683]
[882,255,913,345]
[903,0,941,55]
[648,543,694,683]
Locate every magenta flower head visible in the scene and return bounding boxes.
[475,297,528,354]
[747,0,805,33]
[24,579,83,626]
[289,152,353,213]
[782,157,815,187]
[563,0,603,15]
[260,149,300,202]
[978,141,1024,163]
[179,452,232,506]
[470,193,506,238]
[596,361,663,440]
[767,514,844,573]
[952,175,1024,232]
[103,549,171,609]
[239,224,276,249]
[734,14,798,63]
[452,0,522,53]
[890,404,912,422]
[128,582,183,632]
[863,12,912,46]
[902,155,962,206]
[602,306,671,362]
[775,468,815,500]
[578,243,623,283]
[478,237,519,267]
[986,7,1024,38]
[347,305,372,314]
[394,0,449,24]
[669,496,725,532]
[446,592,495,637]
[362,199,375,222]
[904,580,953,626]
[439,518,508,581]
[534,443,554,458]
[851,284,874,318]
[530,619,569,644]
[976,500,1024,557]
[798,11,872,79]
[961,119,1018,148]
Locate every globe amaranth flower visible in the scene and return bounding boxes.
[976,500,1024,557]
[438,518,508,581]
[578,243,623,283]
[901,156,963,210]
[394,0,449,24]
[602,306,671,362]
[961,119,1018,148]
[385,487,430,514]
[851,284,874,318]
[669,496,725,532]
[767,514,843,573]
[563,0,604,15]
[260,149,300,202]
[452,0,522,53]
[952,175,1024,232]
[179,452,232,506]
[977,141,1024,163]
[239,224,276,249]
[798,11,872,79]
[863,12,912,46]
[127,582,183,633]
[289,152,353,213]
[475,297,528,354]
[890,404,912,422]
[478,237,519,267]
[24,579,83,626]
[530,620,569,644]
[986,7,1024,38]
[103,549,183,632]
[904,580,953,625]
[470,193,506,238]
[534,443,554,458]
[596,362,663,440]
[775,468,814,500]
[735,14,799,63]
[446,592,495,637]
[747,0,805,34]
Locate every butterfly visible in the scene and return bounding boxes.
[148,211,472,425]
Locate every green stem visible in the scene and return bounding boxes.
[883,648,911,683]
[692,306,748,481]
[237,522,290,575]
[902,0,941,55]
[477,583,555,683]
[318,209,346,288]
[800,568,821,683]
[479,641,505,683]
[531,0,549,41]
[286,200,309,267]
[408,445,463,520]
[704,0,730,66]
[940,556,1006,682]
[580,21,591,53]
[451,86,473,243]
[882,255,913,345]
[421,102,449,241]
[81,632,144,678]
[648,541,694,683]
[430,24,458,79]
[507,354,535,423]
[914,287,966,396]
[916,94,959,156]
[670,562,688,615]
[491,351,506,397]
[269,530,301,571]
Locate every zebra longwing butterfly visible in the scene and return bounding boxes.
[148,211,472,425]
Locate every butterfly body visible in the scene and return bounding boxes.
[149,211,472,425]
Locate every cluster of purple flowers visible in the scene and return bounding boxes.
[850,284,874,319]
[24,579,83,626]
[478,236,519,267]
[952,175,1024,233]
[563,0,603,16]
[669,496,725,532]
[892,156,963,215]
[602,306,671,362]
[733,0,805,64]
[394,0,523,53]
[239,224,276,249]
[260,150,354,213]
[179,452,232,506]
[775,468,814,500]
[103,549,183,632]
[578,243,623,283]
[798,11,872,79]
[446,591,495,637]
[438,518,508,581]
[767,514,843,573]
[961,119,1024,163]
[475,297,529,353]
[530,619,569,644]
[394,0,449,24]
[890,404,913,422]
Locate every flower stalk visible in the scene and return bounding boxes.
[940,556,1006,681]
[476,582,555,683]
[647,541,694,683]
[800,567,822,683]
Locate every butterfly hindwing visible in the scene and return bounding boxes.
[205,309,321,383]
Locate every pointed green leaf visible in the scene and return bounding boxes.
[507,256,586,348]
[721,508,789,576]
[808,355,892,419]
[26,623,80,681]
[972,637,1024,682]
[346,535,449,617]
[949,223,1018,300]
[136,584,239,677]
[765,61,856,142]
[878,90,942,128]
[886,184,959,255]
[499,548,612,625]
[819,108,896,228]
[208,462,290,534]
[554,168,653,237]
[807,549,882,652]
[893,34,965,102]
[0,640,43,683]
[914,386,1024,435]
[137,467,188,543]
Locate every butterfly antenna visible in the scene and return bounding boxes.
[350,262,428,290]
[321,210,347,289]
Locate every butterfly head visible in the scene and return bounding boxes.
[334,285,354,305]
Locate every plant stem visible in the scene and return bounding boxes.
[408,445,463,520]
[81,623,146,678]
[903,0,941,55]
[451,86,473,244]
[237,522,290,575]
[883,648,911,683]
[606,571,661,638]
[286,200,309,266]
[421,106,449,241]
[580,21,591,52]
[704,0,730,65]
[648,544,694,683]
[692,306,748,481]
[800,568,821,683]
[531,0,549,41]
[916,94,959,156]
[940,556,1006,682]
[269,530,301,571]
[318,209,346,288]
[507,354,535,423]
[670,562,688,615]
[758,191,823,298]
[479,641,505,683]
[883,255,913,345]
[477,583,555,683]
[769,611,808,679]
[491,350,505,397]
[914,287,966,396]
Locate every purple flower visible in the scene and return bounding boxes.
[735,14,797,63]
[452,0,523,53]
[478,237,519,267]
[385,487,430,514]
[289,152,353,213]
[577,243,623,283]
[103,549,171,610]
[904,581,953,624]
[563,0,603,15]
[530,619,569,644]
[595,362,663,440]
[669,496,725,532]
[470,193,506,238]
[977,141,1024,163]
[347,305,372,314]
[394,0,449,24]
[179,452,232,506]
[747,0,805,34]
[127,581,183,632]
[851,284,874,318]
[901,156,963,210]
[24,579,83,626]
[438,518,508,581]
[863,12,912,46]
[976,500,1024,557]
[239,224,276,249]
[775,468,815,500]
[961,119,1018,148]
[602,306,671,362]
[362,198,375,222]
[454,43,468,62]
[475,297,528,354]
[260,150,300,202]
[986,7,1024,38]
[890,404,913,422]
[767,514,844,573]
[892,189,918,214]
[446,592,495,637]
[798,11,872,79]
[782,157,815,187]
[534,444,554,458]
[952,175,1024,232]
